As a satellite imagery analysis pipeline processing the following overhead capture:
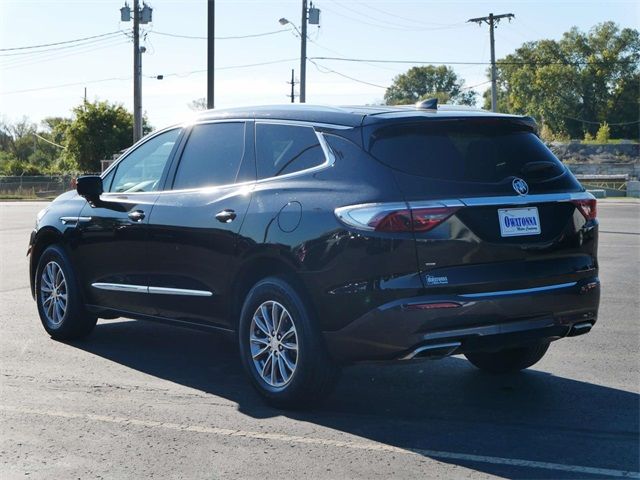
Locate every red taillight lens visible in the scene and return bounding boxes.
[411,207,459,232]
[572,199,597,221]
[335,203,459,233]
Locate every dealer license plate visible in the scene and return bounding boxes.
[498,207,541,237]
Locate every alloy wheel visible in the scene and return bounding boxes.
[249,300,299,388]
[40,261,67,327]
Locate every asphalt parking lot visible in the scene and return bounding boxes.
[1,200,638,479]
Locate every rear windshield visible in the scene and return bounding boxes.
[368,122,567,184]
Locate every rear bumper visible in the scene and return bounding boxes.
[324,277,600,362]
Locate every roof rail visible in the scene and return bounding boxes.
[415,98,438,110]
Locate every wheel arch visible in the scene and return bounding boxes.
[230,253,314,330]
[29,227,64,298]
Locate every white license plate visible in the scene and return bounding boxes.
[498,207,541,237]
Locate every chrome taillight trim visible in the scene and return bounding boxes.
[334,202,409,231]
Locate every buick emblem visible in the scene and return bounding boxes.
[512,178,529,196]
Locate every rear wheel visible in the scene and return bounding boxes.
[35,245,97,340]
[465,341,550,373]
[238,276,339,409]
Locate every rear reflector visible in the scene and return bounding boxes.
[572,199,597,221]
[335,203,459,233]
[402,302,461,311]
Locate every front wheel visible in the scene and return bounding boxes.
[465,341,550,373]
[238,277,339,409]
[35,245,97,340]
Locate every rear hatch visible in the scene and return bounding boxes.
[364,116,598,294]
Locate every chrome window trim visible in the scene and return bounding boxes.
[460,282,577,298]
[148,286,213,297]
[98,121,339,196]
[254,121,336,185]
[91,283,213,297]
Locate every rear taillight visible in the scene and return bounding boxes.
[572,199,597,221]
[335,203,459,233]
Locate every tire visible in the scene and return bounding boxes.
[238,276,339,409]
[465,341,550,373]
[35,245,97,340]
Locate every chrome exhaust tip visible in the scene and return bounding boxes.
[399,341,461,360]
[568,321,593,337]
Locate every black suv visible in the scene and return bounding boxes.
[29,103,600,408]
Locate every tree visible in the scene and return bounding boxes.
[62,101,150,172]
[486,22,639,139]
[384,65,476,106]
[188,98,208,111]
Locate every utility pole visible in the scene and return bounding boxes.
[121,1,152,142]
[133,0,142,142]
[207,0,215,109]
[299,0,307,103]
[288,69,298,103]
[467,12,514,112]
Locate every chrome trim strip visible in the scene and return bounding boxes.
[459,191,594,207]
[460,282,577,299]
[408,200,466,209]
[91,283,148,293]
[254,118,352,130]
[60,216,92,225]
[148,286,213,297]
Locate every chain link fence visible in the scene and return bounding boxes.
[0,175,76,199]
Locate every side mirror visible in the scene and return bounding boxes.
[76,175,103,204]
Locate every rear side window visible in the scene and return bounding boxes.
[368,122,566,184]
[256,124,325,179]
[173,122,245,189]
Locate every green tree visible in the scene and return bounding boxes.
[384,65,476,106]
[486,22,639,139]
[62,101,150,172]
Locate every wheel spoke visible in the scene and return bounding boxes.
[261,352,273,378]
[280,351,295,372]
[252,345,270,360]
[282,326,296,341]
[277,355,289,383]
[260,305,274,333]
[282,341,298,351]
[252,315,270,337]
[250,334,269,346]
[275,309,287,336]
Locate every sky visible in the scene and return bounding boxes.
[1,0,638,130]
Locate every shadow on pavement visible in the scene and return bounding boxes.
[69,319,640,479]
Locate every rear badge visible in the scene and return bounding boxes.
[512,177,529,196]
[426,275,448,286]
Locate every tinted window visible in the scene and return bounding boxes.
[256,124,325,179]
[369,122,566,184]
[173,122,245,189]
[110,129,181,193]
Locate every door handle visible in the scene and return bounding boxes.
[215,209,237,223]
[128,210,145,222]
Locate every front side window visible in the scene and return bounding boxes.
[256,124,326,180]
[110,129,181,193]
[173,122,246,190]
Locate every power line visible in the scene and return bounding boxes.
[0,31,123,52]
[33,133,65,149]
[149,29,288,40]
[0,32,125,57]
[0,58,299,95]
[562,116,640,126]
[309,59,387,89]
[308,56,636,66]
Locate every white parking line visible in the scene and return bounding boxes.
[2,404,638,478]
